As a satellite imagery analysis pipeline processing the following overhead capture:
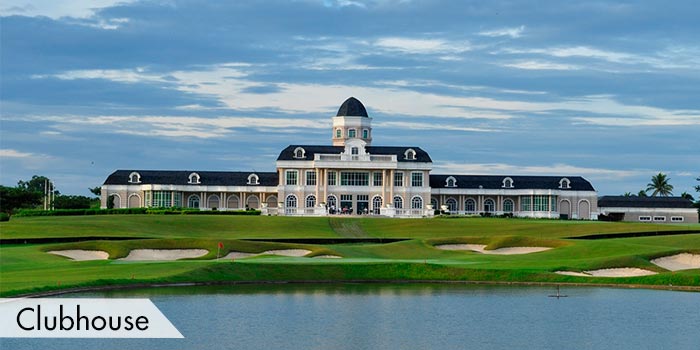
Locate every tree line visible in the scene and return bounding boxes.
[0,175,101,214]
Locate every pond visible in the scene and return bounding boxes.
[6,284,699,350]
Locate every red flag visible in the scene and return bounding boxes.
[218,242,224,249]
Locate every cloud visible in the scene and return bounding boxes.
[0,0,136,19]
[0,148,36,158]
[373,37,470,55]
[478,25,525,38]
[374,121,497,133]
[503,60,581,71]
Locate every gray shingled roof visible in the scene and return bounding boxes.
[598,196,694,209]
[429,174,595,191]
[103,170,278,186]
[336,97,368,117]
[277,145,432,162]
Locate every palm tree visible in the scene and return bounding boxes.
[622,192,633,197]
[637,190,648,197]
[646,172,674,197]
[681,192,694,201]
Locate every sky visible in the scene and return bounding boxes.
[1,0,698,197]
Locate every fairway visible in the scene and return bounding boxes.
[1,215,699,296]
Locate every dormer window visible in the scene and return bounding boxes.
[348,129,356,138]
[188,172,201,184]
[446,176,457,187]
[502,177,514,188]
[128,172,141,184]
[247,173,259,185]
[293,147,306,159]
[559,178,571,189]
[404,148,416,160]
[351,147,359,155]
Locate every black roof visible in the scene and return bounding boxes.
[277,145,432,162]
[429,174,595,191]
[336,97,368,117]
[598,196,695,209]
[103,170,278,186]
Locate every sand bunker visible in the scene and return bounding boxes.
[48,250,109,261]
[651,253,700,271]
[218,251,257,260]
[555,271,592,277]
[556,268,657,277]
[119,249,209,261]
[435,244,551,255]
[260,249,311,257]
[312,255,342,259]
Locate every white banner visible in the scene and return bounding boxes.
[0,298,183,338]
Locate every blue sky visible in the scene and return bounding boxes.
[1,0,698,196]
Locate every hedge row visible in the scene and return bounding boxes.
[13,208,261,217]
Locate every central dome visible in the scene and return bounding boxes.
[336,97,368,117]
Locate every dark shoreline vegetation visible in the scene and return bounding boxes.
[1,215,699,297]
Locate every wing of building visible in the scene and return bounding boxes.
[101,97,601,219]
[598,196,698,223]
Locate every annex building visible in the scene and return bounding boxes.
[101,97,600,219]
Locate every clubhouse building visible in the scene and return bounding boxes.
[102,97,602,219]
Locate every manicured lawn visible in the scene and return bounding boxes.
[1,215,699,296]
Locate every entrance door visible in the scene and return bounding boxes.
[357,195,369,215]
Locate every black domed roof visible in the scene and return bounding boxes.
[336,97,368,117]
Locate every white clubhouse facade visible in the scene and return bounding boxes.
[101,97,599,219]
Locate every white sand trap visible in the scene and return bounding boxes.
[48,250,109,261]
[119,249,209,261]
[555,271,592,277]
[584,268,657,277]
[651,253,700,271]
[313,255,342,259]
[217,251,257,260]
[260,249,311,257]
[435,244,551,255]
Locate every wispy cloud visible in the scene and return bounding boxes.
[503,60,581,71]
[373,37,470,55]
[0,148,36,158]
[0,0,136,19]
[478,25,525,38]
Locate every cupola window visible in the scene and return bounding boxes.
[348,129,356,138]
[336,129,342,138]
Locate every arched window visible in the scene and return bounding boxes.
[503,199,514,213]
[129,172,141,183]
[484,199,495,213]
[372,196,382,214]
[465,198,476,212]
[430,197,438,209]
[348,129,357,138]
[335,129,342,138]
[327,195,337,208]
[446,198,457,212]
[188,172,200,184]
[393,196,403,209]
[188,195,200,209]
[293,147,305,159]
[247,173,259,185]
[502,177,513,188]
[559,178,571,189]
[227,195,239,209]
[266,195,278,208]
[305,195,316,208]
[247,195,260,209]
[404,148,416,160]
[411,196,423,209]
[446,176,456,187]
[128,194,141,208]
[208,195,220,209]
[286,194,297,208]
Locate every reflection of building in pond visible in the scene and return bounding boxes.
[101,97,600,219]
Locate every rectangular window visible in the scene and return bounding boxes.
[653,216,666,222]
[357,195,369,201]
[639,216,651,222]
[341,172,369,186]
[306,171,316,186]
[551,196,557,212]
[145,191,151,208]
[671,216,684,222]
[373,172,383,186]
[348,129,356,138]
[286,170,298,186]
[394,172,404,187]
[363,129,369,139]
[152,191,173,208]
[340,195,353,201]
[533,195,549,211]
[521,196,531,211]
[411,172,423,187]
[327,171,337,186]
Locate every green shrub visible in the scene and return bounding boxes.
[0,212,9,221]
